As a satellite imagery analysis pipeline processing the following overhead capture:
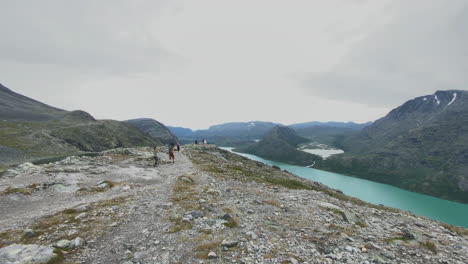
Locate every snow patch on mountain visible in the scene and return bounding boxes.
[434,95,440,105]
[448,92,457,106]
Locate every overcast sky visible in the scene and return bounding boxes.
[1,0,467,129]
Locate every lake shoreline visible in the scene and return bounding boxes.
[221,147,468,227]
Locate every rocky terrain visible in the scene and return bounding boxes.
[1,145,467,264]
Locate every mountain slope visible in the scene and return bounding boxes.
[318,90,468,203]
[167,126,194,138]
[0,85,168,167]
[238,126,321,166]
[127,118,178,144]
[289,121,371,130]
[0,83,67,121]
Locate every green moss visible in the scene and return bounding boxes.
[168,219,193,233]
[3,187,31,195]
[355,220,368,228]
[47,248,65,264]
[62,209,79,215]
[223,217,240,228]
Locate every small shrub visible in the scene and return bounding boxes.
[355,220,368,228]
[47,248,65,264]
[421,240,437,253]
[193,241,220,259]
[4,187,31,195]
[224,217,240,228]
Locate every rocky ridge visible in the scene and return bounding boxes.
[0,145,466,263]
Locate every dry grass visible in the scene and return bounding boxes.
[354,220,368,228]
[168,218,193,233]
[440,223,468,236]
[223,216,240,228]
[77,180,118,194]
[263,199,282,208]
[4,187,32,195]
[193,240,221,259]
[421,240,437,253]
[170,175,202,211]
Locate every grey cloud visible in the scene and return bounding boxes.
[302,0,468,107]
[1,0,177,74]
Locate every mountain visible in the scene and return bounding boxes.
[0,83,67,121]
[169,121,370,148]
[168,121,281,146]
[127,118,178,144]
[292,126,361,148]
[206,121,280,138]
[318,90,468,203]
[0,84,170,168]
[167,126,195,138]
[289,121,371,130]
[238,126,321,166]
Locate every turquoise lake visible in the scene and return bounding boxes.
[221,147,468,228]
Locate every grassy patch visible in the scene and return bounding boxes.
[264,177,312,190]
[3,187,32,195]
[168,218,193,233]
[355,220,368,228]
[264,199,282,208]
[170,175,202,211]
[47,248,65,264]
[62,209,79,215]
[193,240,220,259]
[440,223,468,236]
[421,240,437,253]
[77,180,118,194]
[223,216,240,228]
[383,237,405,244]
[223,208,233,214]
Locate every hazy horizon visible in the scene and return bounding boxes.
[2,0,467,129]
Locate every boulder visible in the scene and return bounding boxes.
[69,237,85,249]
[208,251,217,259]
[0,244,58,264]
[340,210,359,224]
[221,240,239,248]
[23,229,36,238]
[55,239,71,249]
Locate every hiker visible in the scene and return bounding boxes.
[176,142,181,152]
[152,146,159,167]
[169,143,175,163]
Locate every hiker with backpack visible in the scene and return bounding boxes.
[169,143,175,163]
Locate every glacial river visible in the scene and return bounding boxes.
[221,147,468,227]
